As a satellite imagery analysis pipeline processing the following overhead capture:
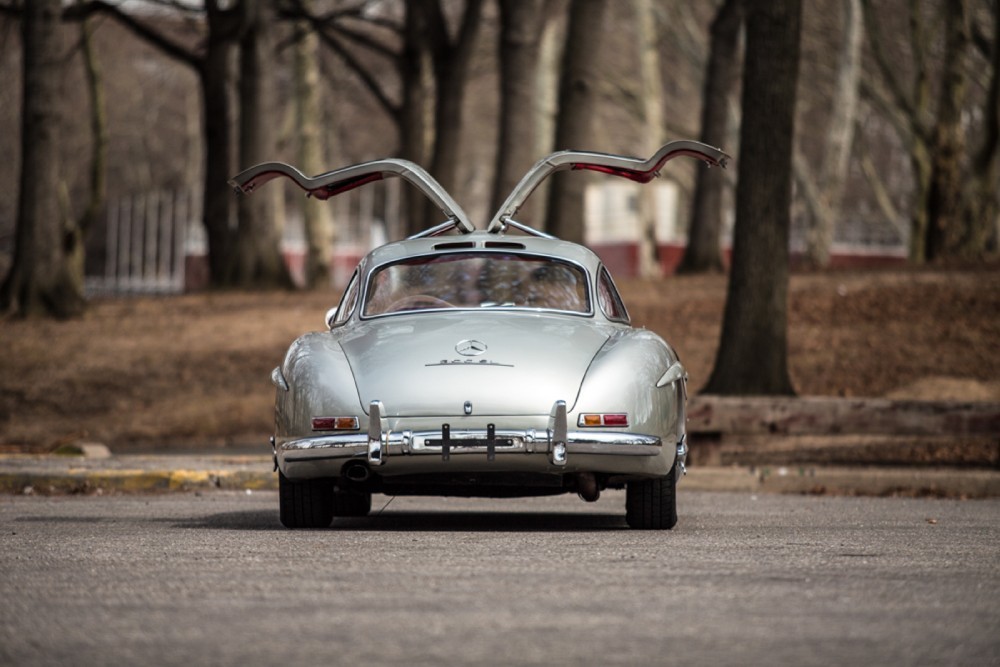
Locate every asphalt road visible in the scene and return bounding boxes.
[2,490,998,667]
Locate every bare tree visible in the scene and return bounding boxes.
[925,0,970,259]
[634,0,665,278]
[77,10,107,241]
[529,0,568,226]
[419,0,484,231]
[228,0,294,288]
[64,0,245,285]
[678,0,742,274]
[861,0,998,262]
[703,0,801,396]
[491,0,545,214]
[963,1,1000,253]
[1,0,86,318]
[545,0,609,243]
[800,0,863,267]
[289,0,484,236]
[293,3,334,288]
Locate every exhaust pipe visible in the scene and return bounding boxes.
[575,473,600,502]
[343,462,371,483]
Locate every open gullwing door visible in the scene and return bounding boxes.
[229,158,475,237]
[487,140,730,234]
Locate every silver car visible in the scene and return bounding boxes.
[230,140,729,529]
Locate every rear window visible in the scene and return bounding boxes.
[363,252,591,317]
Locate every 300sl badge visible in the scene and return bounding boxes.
[426,359,513,367]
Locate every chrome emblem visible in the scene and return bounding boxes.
[456,340,487,356]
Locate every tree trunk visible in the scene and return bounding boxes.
[703,0,801,396]
[678,0,742,274]
[962,2,1000,256]
[859,0,935,263]
[1,0,86,318]
[545,0,609,243]
[492,0,544,214]
[925,0,970,260]
[634,0,665,279]
[529,0,567,227]
[293,6,334,288]
[400,2,435,236]
[803,0,862,267]
[228,0,293,288]
[78,13,107,238]
[200,4,238,285]
[421,0,484,231]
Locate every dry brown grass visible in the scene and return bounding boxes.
[1,265,998,452]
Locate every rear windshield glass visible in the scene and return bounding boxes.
[363,252,591,317]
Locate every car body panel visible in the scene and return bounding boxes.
[339,311,613,417]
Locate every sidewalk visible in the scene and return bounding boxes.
[2,451,999,498]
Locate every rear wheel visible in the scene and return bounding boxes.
[278,471,334,528]
[333,488,372,517]
[625,465,677,530]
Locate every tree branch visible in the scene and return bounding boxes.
[859,77,913,143]
[0,2,21,19]
[64,1,198,69]
[325,21,398,59]
[451,0,485,66]
[859,0,917,123]
[314,27,399,119]
[858,143,907,238]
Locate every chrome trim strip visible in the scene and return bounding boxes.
[656,361,687,388]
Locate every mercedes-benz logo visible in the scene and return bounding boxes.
[456,339,487,356]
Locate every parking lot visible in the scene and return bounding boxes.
[2,490,998,666]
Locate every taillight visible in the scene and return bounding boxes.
[577,413,629,427]
[311,416,360,431]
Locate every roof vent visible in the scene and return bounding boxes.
[484,241,526,250]
[433,241,476,251]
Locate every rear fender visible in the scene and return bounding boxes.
[277,333,365,439]
[572,331,683,442]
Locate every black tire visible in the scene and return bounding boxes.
[625,465,678,530]
[332,488,372,517]
[278,471,334,528]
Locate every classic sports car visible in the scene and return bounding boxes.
[230,140,729,529]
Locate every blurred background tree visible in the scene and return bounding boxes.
[0,0,994,401]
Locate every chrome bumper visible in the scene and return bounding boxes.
[279,399,668,465]
[280,428,662,463]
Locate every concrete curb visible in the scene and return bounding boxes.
[682,466,1000,497]
[1,454,998,498]
[0,454,277,495]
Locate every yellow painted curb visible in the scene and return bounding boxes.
[0,469,277,495]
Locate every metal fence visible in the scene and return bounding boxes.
[84,179,404,295]
[84,189,201,296]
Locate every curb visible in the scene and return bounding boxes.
[682,466,1000,498]
[0,468,279,495]
[0,454,277,496]
[2,455,999,498]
